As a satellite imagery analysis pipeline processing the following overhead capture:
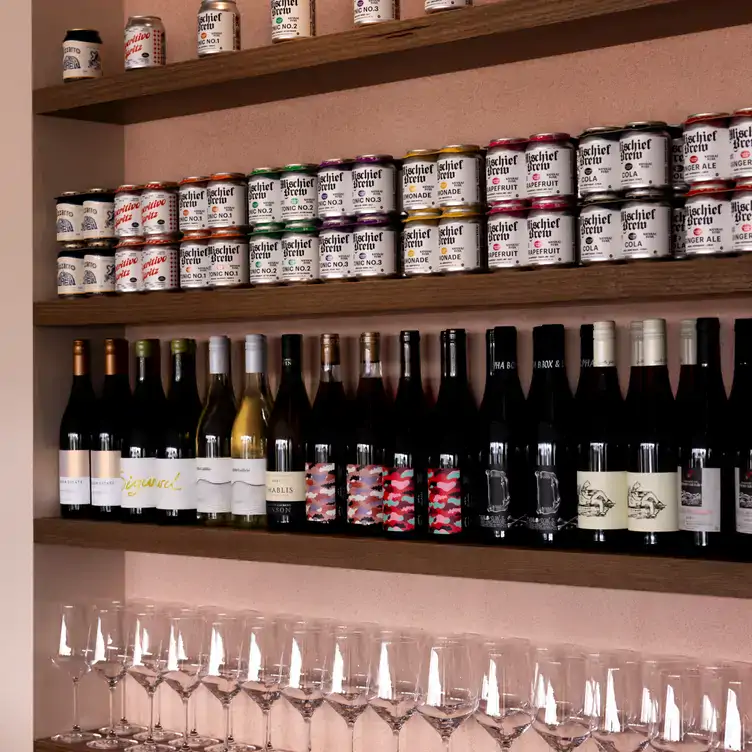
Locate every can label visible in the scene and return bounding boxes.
[249,175,282,223]
[402,160,438,210]
[730,120,752,180]
[621,203,671,259]
[210,239,249,287]
[82,200,115,239]
[282,234,320,281]
[115,249,142,293]
[318,168,353,217]
[527,212,574,265]
[352,163,396,214]
[141,190,178,235]
[320,229,355,279]
[403,223,440,275]
[281,174,317,220]
[353,227,397,276]
[208,182,247,228]
[57,202,83,241]
[249,235,284,283]
[179,184,208,231]
[271,0,314,40]
[438,218,481,271]
[180,239,211,288]
[197,10,239,55]
[577,138,619,194]
[620,132,669,189]
[354,0,397,24]
[125,24,165,69]
[488,214,526,268]
[114,193,142,237]
[425,0,470,9]
[684,123,730,183]
[685,196,731,255]
[672,205,686,258]
[525,144,574,198]
[142,245,178,290]
[672,136,685,186]
[578,205,622,262]
[438,155,481,206]
[486,150,526,202]
[83,254,115,294]
[731,193,752,251]
[63,40,102,80]
[57,255,85,296]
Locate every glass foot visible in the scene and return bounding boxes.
[53,730,102,744]
[87,738,138,750]
[205,744,261,752]
[134,730,182,743]
[101,722,147,737]
[130,744,175,752]
[168,737,219,750]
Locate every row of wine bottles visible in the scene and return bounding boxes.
[58,319,752,555]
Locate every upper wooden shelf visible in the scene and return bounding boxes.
[34,0,752,125]
[34,256,752,327]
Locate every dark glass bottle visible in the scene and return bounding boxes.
[476,327,526,543]
[384,331,428,539]
[676,319,698,419]
[305,334,348,533]
[267,334,311,532]
[625,321,644,415]
[427,329,477,540]
[59,339,95,520]
[574,323,594,408]
[524,324,576,546]
[731,318,752,555]
[91,338,130,521]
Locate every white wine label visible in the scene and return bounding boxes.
[626,472,679,532]
[120,457,158,509]
[198,10,239,55]
[155,459,196,511]
[680,466,720,532]
[59,450,90,506]
[196,458,232,513]
[91,451,120,508]
[266,471,306,502]
[231,459,266,515]
[735,467,752,534]
[577,471,627,530]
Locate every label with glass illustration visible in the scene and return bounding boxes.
[526,465,569,533]
[479,466,512,531]
[576,471,628,530]
[305,462,337,523]
[626,472,679,532]
[735,467,752,535]
[383,467,416,533]
[680,466,721,533]
[428,467,462,534]
[346,464,386,525]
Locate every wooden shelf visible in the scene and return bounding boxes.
[34,256,752,327]
[33,518,752,598]
[34,0,752,125]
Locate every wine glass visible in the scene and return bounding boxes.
[325,623,374,752]
[417,634,479,752]
[475,638,534,751]
[368,628,423,752]
[717,663,752,752]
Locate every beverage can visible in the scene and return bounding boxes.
[525,133,575,199]
[317,159,354,218]
[84,240,117,294]
[729,108,752,180]
[179,176,210,232]
[63,29,102,81]
[56,192,85,242]
[619,121,670,190]
[438,145,482,207]
[281,164,318,221]
[248,168,283,224]
[732,179,752,252]
[249,222,285,284]
[319,217,355,280]
[683,113,731,184]
[207,172,248,229]
[403,209,441,276]
[180,232,212,289]
[115,237,144,293]
[620,188,671,259]
[57,243,86,297]
[141,181,179,236]
[487,200,528,268]
[125,16,166,70]
[82,189,116,240]
[425,0,471,11]
[577,127,621,196]
[670,125,686,189]
[353,214,397,278]
[114,185,143,238]
[354,0,398,24]
[684,181,733,256]
[352,155,397,215]
[672,188,687,259]
[271,0,315,41]
[438,206,483,272]
[142,236,179,291]
[527,197,575,266]
[209,228,249,287]
[486,137,527,202]
[197,0,241,56]
[578,193,623,264]
[402,149,439,211]
[282,220,320,282]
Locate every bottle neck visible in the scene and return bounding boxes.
[137,356,161,384]
[242,371,268,396]
[441,340,467,381]
[361,356,383,380]
[400,338,422,382]
[320,362,342,383]
[281,357,304,384]
[171,352,198,392]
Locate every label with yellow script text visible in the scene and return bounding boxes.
[59,450,90,506]
[92,450,120,508]
[155,458,197,511]
[120,457,157,509]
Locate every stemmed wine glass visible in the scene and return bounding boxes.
[368,628,423,752]
[475,638,534,752]
[417,634,479,752]
[716,663,752,752]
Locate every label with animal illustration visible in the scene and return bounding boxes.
[478,466,512,532]
[526,465,568,533]
[576,471,628,530]
[428,467,462,534]
[346,464,385,525]
[305,462,337,524]
[735,467,752,535]
[626,471,679,532]
[679,466,720,533]
[383,467,416,533]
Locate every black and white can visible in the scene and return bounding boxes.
[621,188,671,260]
[672,189,687,259]
[180,232,212,289]
[577,127,621,196]
[732,180,752,253]
[207,172,248,229]
[437,145,482,207]
[271,0,315,41]
[670,125,686,189]
[282,220,320,283]
[425,0,470,11]
[114,185,143,238]
[353,214,397,278]
[527,197,575,266]
[82,189,115,240]
[319,217,355,280]
[684,181,733,256]
[525,133,575,199]
[281,164,318,221]
[197,0,241,56]
[115,237,144,293]
[402,149,439,211]
[729,108,752,181]
[354,0,398,24]
[317,159,354,218]
[578,193,623,264]
[57,243,86,297]
[487,200,528,269]
[683,112,731,184]
[248,168,283,225]
[84,240,116,294]
[352,155,397,215]
[249,223,285,284]
[63,29,102,82]
[125,15,166,70]
[402,209,441,276]
[619,121,671,190]
[438,206,483,273]
[209,228,249,287]
[179,177,209,232]
[142,236,179,291]
[56,192,85,241]
[141,181,179,236]
[486,137,527,203]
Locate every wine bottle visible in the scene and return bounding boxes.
[427,329,477,539]
[91,338,130,521]
[305,334,347,533]
[524,324,576,545]
[59,339,95,519]
[626,318,679,550]
[121,339,166,523]
[267,334,310,532]
[678,318,728,553]
[576,321,628,548]
[731,318,752,549]
[384,331,428,538]
[346,332,392,535]
[676,319,698,416]
[574,323,594,407]
[158,339,202,525]
[476,326,526,543]
[231,335,272,529]
[625,321,644,415]
[196,336,236,526]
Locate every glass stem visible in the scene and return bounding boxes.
[121,676,128,723]
[263,708,272,752]
[181,698,191,752]
[443,734,451,752]
[191,696,198,737]
[108,683,117,739]
[147,688,156,743]
[72,677,81,732]
[393,727,400,752]
[348,720,355,752]
[155,683,163,731]
[224,702,231,750]
[304,716,312,752]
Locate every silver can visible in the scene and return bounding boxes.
[249,222,285,284]
[619,121,670,190]
[403,209,441,276]
[670,125,686,189]
[684,181,733,256]
[114,184,143,238]
[729,108,752,181]
[125,16,166,70]
[402,149,439,211]
[731,180,752,252]
[271,0,315,41]
[209,228,249,287]
[142,236,179,291]
[527,197,575,266]
[354,0,398,24]
[683,112,731,184]
[487,200,527,269]
[621,188,671,260]
[141,181,179,236]
[282,220,319,283]
[179,176,209,232]
[248,168,283,224]
[115,237,144,293]
[56,191,85,242]
[525,133,575,199]
[197,0,240,56]
[352,155,397,215]
[207,172,248,229]
[281,164,318,221]
[578,193,623,264]
[84,239,117,294]
[437,145,482,207]
[438,206,483,272]
[82,189,115,240]
[317,159,354,218]
[486,137,527,203]
[353,215,397,278]
[672,188,687,259]
[57,243,86,297]
[180,232,212,289]
[577,127,621,196]
[319,217,355,280]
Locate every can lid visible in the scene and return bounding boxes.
[319,157,354,168]
[115,236,145,248]
[144,181,178,190]
[284,219,318,232]
[487,137,528,149]
[249,167,281,177]
[115,184,142,193]
[685,112,731,126]
[440,205,483,219]
[624,187,670,200]
[488,199,529,214]
[667,124,684,138]
[403,148,440,159]
[210,227,248,239]
[673,185,689,197]
[578,126,622,139]
[282,163,318,173]
[581,192,623,205]
[687,180,734,197]
[58,242,86,252]
[127,15,163,23]
[321,216,355,229]
[179,175,210,186]
[531,196,573,211]
[732,107,752,119]
[736,177,752,190]
[56,191,85,202]
[143,234,180,245]
[355,154,394,163]
[403,209,442,222]
[250,222,285,235]
[210,172,245,181]
[181,230,211,240]
[355,213,394,226]
[85,241,116,254]
[624,120,669,130]
[439,144,481,154]
[527,132,572,143]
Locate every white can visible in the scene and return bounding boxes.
[670,125,685,188]
[403,210,441,276]
[250,223,285,284]
[281,164,318,221]
[425,0,470,11]
[672,190,687,259]
[353,215,397,278]
[179,177,209,232]
[729,108,752,181]
[124,16,166,70]
[578,194,623,264]
[142,237,179,291]
[82,189,115,240]
[438,207,483,272]
[487,200,528,269]
[486,137,527,203]
[207,172,248,229]
[57,244,86,297]
[577,127,621,195]
[282,221,320,282]
[437,145,482,207]
[683,113,731,184]
[354,0,398,24]
[56,192,85,241]
[525,133,575,199]
[248,168,283,224]
[197,0,241,56]
[115,238,144,293]
[84,241,116,294]
[209,229,250,287]
[619,121,670,190]
[684,181,733,256]
[141,182,178,236]
[319,218,355,280]
[620,188,671,260]
[180,232,212,289]
[351,155,397,215]
[317,159,354,218]
[731,181,752,252]
[527,197,575,266]
[402,149,439,211]
[114,185,143,238]
[271,0,315,41]
[62,29,102,81]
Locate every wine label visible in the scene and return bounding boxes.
[679,466,721,532]
[347,464,386,526]
[155,459,197,511]
[428,467,462,534]
[626,472,679,532]
[735,467,752,534]
[576,471,628,530]
[384,467,416,533]
[526,465,571,533]
[59,450,90,506]
[231,459,266,516]
[120,457,157,509]
[196,458,231,513]
[266,471,306,523]
[478,467,512,533]
[305,462,337,523]
[91,451,120,508]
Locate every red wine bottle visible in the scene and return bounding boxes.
[625,321,643,415]
[574,323,594,407]
[731,318,752,553]
[676,319,698,416]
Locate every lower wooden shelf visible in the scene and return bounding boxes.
[34,518,751,598]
